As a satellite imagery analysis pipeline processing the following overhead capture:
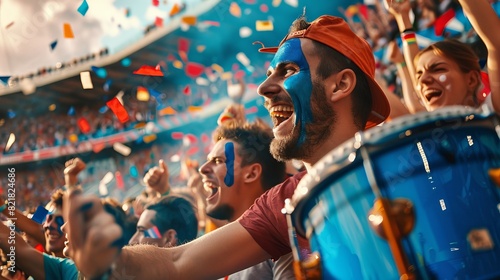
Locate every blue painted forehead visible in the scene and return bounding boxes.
[270,38,309,69]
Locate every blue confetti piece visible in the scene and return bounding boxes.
[121,58,131,67]
[91,66,107,78]
[77,0,89,16]
[68,106,75,116]
[7,110,15,119]
[130,165,138,178]
[103,79,112,91]
[50,40,58,51]
[0,76,10,84]
[99,106,108,114]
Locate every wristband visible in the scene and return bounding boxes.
[401,31,417,45]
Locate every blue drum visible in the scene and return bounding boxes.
[287,107,500,279]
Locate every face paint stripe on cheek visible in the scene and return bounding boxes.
[224,142,235,187]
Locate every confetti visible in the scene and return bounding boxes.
[181,16,197,25]
[48,104,56,111]
[69,134,79,143]
[229,2,242,17]
[195,77,209,86]
[172,60,183,69]
[91,66,107,78]
[178,38,190,53]
[159,106,177,116]
[103,79,112,91]
[272,0,281,7]
[5,133,15,152]
[284,0,298,7]
[50,40,58,51]
[20,79,36,95]
[101,172,114,185]
[171,132,184,140]
[136,86,150,101]
[169,3,182,17]
[260,4,269,13]
[133,65,164,76]
[78,117,91,133]
[170,154,181,162]
[99,182,109,197]
[256,20,274,31]
[80,71,93,89]
[92,142,106,153]
[121,58,131,67]
[143,134,157,143]
[183,85,191,95]
[196,45,206,52]
[236,52,250,66]
[187,106,203,112]
[77,0,89,16]
[155,17,163,27]
[130,165,139,178]
[115,171,125,190]
[63,23,74,38]
[106,97,129,123]
[239,27,252,38]
[179,51,188,62]
[68,106,75,116]
[186,146,199,156]
[185,62,204,78]
[113,142,131,156]
[152,0,159,6]
[0,76,10,84]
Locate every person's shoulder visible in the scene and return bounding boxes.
[267,171,307,196]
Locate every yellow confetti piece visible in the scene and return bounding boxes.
[136,86,150,101]
[48,104,56,111]
[181,16,197,26]
[63,23,74,38]
[272,0,281,7]
[211,63,224,73]
[173,60,183,69]
[187,106,203,112]
[196,45,206,52]
[134,122,147,129]
[159,106,177,116]
[346,5,358,17]
[220,72,233,80]
[69,134,78,143]
[256,20,274,31]
[143,134,157,143]
[5,133,15,152]
[229,2,241,17]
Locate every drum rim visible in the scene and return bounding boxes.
[288,106,497,236]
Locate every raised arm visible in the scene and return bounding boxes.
[143,159,171,196]
[384,0,420,85]
[0,222,45,280]
[458,0,500,113]
[0,199,45,245]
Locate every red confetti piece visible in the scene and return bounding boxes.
[186,146,199,156]
[260,4,268,13]
[92,142,106,153]
[185,134,198,144]
[171,132,184,140]
[178,38,190,53]
[179,50,188,62]
[133,65,163,76]
[183,85,191,95]
[201,133,209,143]
[106,97,130,123]
[152,0,159,6]
[185,62,204,78]
[115,171,125,190]
[78,117,91,134]
[167,54,176,61]
[245,106,258,114]
[155,16,163,27]
[234,70,246,80]
[200,20,220,27]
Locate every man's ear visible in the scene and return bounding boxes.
[327,68,356,102]
[163,229,178,247]
[243,163,262,184]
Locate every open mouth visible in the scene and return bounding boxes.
[269,105,294,127]
[424,89,442,103]
[203,181,219,200]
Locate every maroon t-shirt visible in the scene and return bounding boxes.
[238,171,310,260]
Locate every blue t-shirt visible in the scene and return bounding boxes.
[43,253,78,280]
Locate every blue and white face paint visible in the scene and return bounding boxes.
[270,38,314,146]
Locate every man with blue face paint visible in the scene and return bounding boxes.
[65,15,390,279]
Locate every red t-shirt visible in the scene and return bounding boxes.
[238,171,310,260]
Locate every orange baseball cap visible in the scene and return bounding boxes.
[259,15,390,129]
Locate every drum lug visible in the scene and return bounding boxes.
[488,168,500,187]
[368,198,416,279]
